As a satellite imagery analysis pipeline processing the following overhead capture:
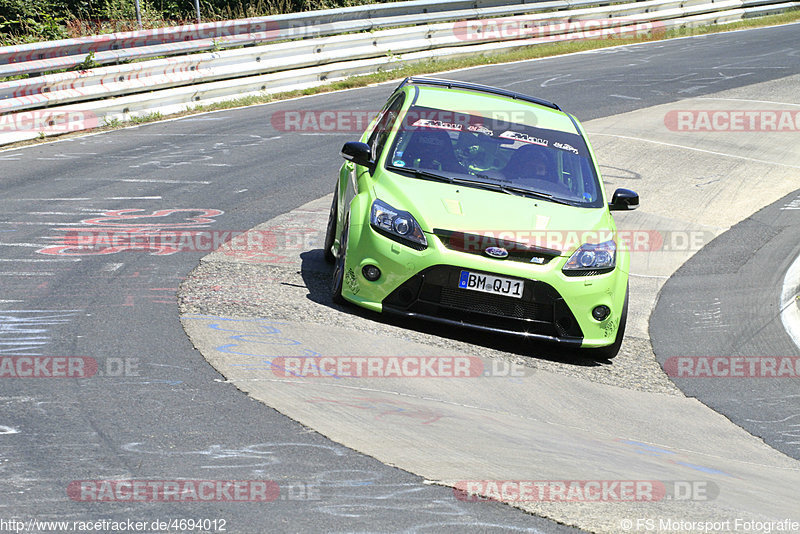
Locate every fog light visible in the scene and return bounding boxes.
[592,305,611,321]
[362,265,381,281]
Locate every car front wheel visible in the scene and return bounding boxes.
[331,217,349,305]
[323,191,338,264]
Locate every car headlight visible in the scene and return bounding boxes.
[370,199,427,248]
[563,240,616,274]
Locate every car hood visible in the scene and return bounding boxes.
[373,177,615,255]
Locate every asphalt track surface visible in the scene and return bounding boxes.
[0,23,799,532]
[651,190,800,460]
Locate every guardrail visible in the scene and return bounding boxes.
[0,0,674,108]
[0,0,611,78]
[0,0,796,146]
[0,0,604,74]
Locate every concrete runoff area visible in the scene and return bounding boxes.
[179,74,800,531]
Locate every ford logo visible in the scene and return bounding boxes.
[484,246,509,259]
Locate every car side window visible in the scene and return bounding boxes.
[368,94,405,162]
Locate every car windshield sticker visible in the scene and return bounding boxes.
[554,142,579,154]
[468,124,494,136]
[412,119,463,131]
[404,106,591,158]
[498,130,548,146]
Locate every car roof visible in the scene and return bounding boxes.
[397,77,580,135]
[397,76,560,109]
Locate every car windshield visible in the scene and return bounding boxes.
[384,105,603,207]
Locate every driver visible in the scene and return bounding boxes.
[401,127,463,173]
[504,144,557,183]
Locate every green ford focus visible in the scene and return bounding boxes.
[323,77,638,359]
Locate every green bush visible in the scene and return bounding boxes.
[0,0,402,44]
[0,0,69,42]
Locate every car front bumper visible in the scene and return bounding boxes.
[340,220,629,348]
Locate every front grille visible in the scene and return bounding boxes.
[438,287,546,320]
[382,265,582,339]
[433,229,560,265]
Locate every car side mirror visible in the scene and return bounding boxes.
[341,141,373,169]
[609,188,639,211]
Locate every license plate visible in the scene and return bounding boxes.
[458,271,523,299]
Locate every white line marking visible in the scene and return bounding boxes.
[629,273,669,279]
[586,132,800,170]
[0,198,88,201]
[0,309,82,312]
[609,94,642,100]
[0,222,87,225]
[696,97,800,107]
[503,77,539,87]
[0,426,19,435]
[0,300,24,303]
[101,263,124,272]
[0,243,45,247]
[0,272,55,276]
[55,178,211,184]
[108,196,163,200]
[25,212,85,215]
[178,117,227,121]
[34,152,97,158]
[0,258,80,262]
[0,196,162,201]
[780,253,800,352]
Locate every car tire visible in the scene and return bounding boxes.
[587,285,628,360]
[323,190,338,264]
[331,217,349,305]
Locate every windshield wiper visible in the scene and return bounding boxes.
[455,176,573,205]
[449,176,524,197]
[387,166,573,205]
[388,167,516,194]
[500,186,573,205]
[386,165,453,184]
